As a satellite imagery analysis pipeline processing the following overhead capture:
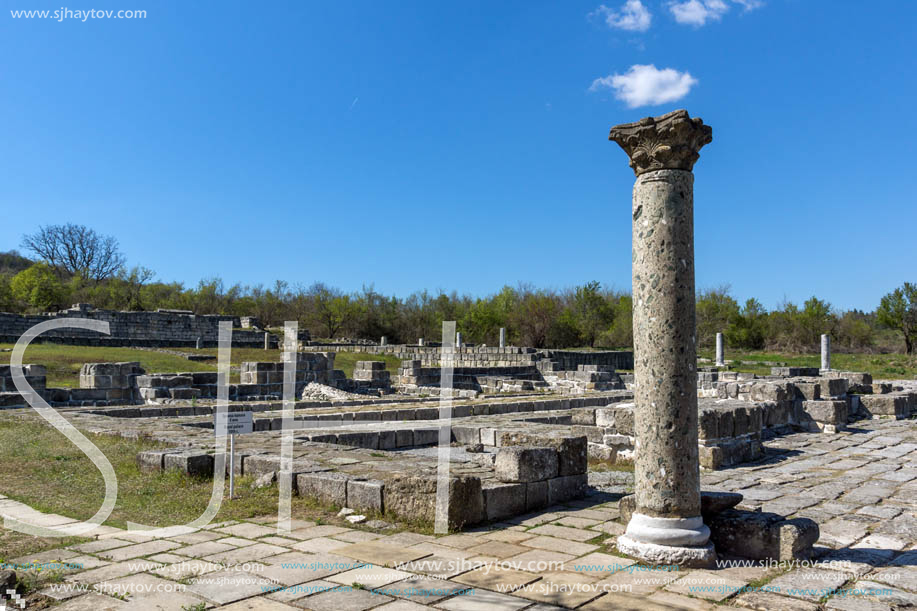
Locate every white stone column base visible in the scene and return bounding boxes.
[616,535,716,568]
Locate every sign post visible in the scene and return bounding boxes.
[215,411,253,499]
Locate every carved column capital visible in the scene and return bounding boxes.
[609,109,712,176]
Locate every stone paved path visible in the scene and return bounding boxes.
[2,418,916,610]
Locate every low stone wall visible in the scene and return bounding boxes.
[0,304,268,348]
[299,344,635,371]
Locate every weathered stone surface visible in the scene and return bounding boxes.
[498,433,587,476]
[383,475,483,529]
[860,394,909,418]
[163,452,213,476]
[296,472,349,506]
[547,474,588,504]
[608,109,712,175]
[494,447,558,483]
[347,479,384,513]
[482,482,526,522]
[707,510,819,561]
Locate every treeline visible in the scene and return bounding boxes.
[2,224,915,353]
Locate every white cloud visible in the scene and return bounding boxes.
[732,0,764,10]
[590,64,698,108]
[592,0,652,32]
[670,0,729,26]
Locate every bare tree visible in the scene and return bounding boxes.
[21,224,126,281]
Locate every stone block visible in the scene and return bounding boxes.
[859,394,909,418]
[547,474,588,505]
[494,447,558,483]
[137,450,169,473]
[384,475,483,529]
[164,452,214,477]
[698,408,719,440]
[595,405,635,434]
[296,472,349,506]
[801,400,847,430]
[819,377,848,397]
[708,510,819,561]
[347,479,384,513]
[498,432,587,476]
[336,432,379,450]
[525,480,549,511]
[482,482,526,522]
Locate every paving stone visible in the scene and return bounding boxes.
[288,524,352,540]
[216,522,278,539]
[66,559,164,585]
[452,565,541,591]
[594,568,681,596]
[665,570,749,602]
[381,576,470,603]
[49,593,128,610]
[521,535,598,556]
[97,539,181,561]
[171,540,237,558]
[527,524,597,542]
[567,552,636,577]
[293,536,351,554]
[203,542,290,564]
[292,586,392,611]
[434,587,533,611]
[766,568,849,601]
[335,539,433,568]
[733,591,821,611]
[188,569,278,605]
[101,572,208,609]
[513,571,605,608]
[465,540,528,559]
[219,598,301,610]
[69,538,134,554]
[507,549,576,571]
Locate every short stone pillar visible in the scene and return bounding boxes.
[418,337,424,346]
[715,333,725,367]
[456,332,462,347]
[609,109,715,567]
[499,327,506,348]
[196,336,203,350]
[821,334,831,371]
[381,336,388,346]
[263,332,271,350]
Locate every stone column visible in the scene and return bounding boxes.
[264,332,271,350]
[381,336,388,346]
[715,333,725,367]
[196,336,203,350]
[499,328,506,348]
[609,110,715,567]
[456,332,462,348]
[821,334,830,371]
[418,337,424,346]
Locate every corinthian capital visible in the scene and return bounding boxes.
[609,109,713,176]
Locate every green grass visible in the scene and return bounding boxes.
[0,418,404,560]
[698,349,917,379]
[0,344,403,387]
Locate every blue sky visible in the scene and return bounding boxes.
[2,0,914,312]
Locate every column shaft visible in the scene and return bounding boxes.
[631,169,700,519]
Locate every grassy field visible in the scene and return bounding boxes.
[0,419,407,561]
[698,349,917,379]
[0,344,402,387]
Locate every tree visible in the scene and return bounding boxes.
[570,281,614,347]
[695,286,740,349]
[10,263,68,311]
[21,223,126,281]
[877,283,917,354]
